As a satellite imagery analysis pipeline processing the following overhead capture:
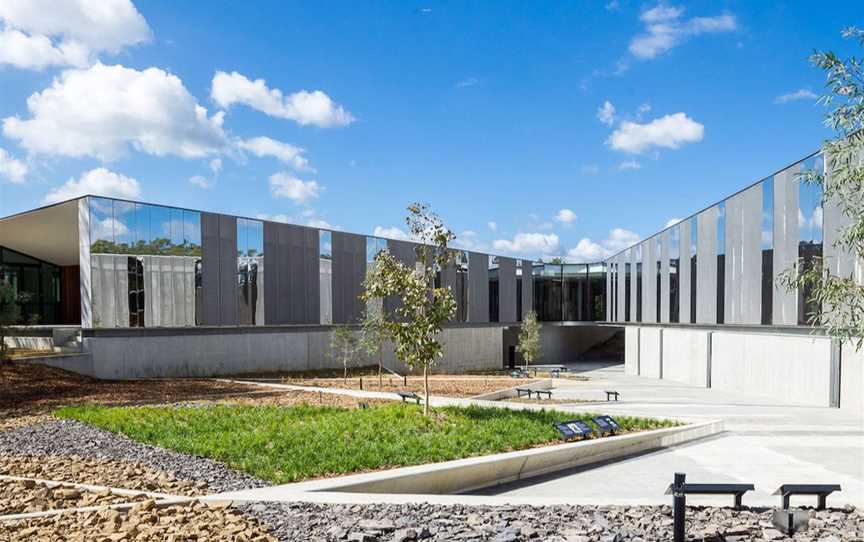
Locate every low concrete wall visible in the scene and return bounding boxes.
[78,325,506,380]
[624,327,639,376]
[638,327,662,378]
[841,343,864,415]
[268,420,722,495]
[711,331,831,407]
[661,328,709,387]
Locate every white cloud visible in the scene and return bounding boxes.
[456,77,479,88]
[638,103,652,114]
[43,167,141,204]
[0,0,150,70]
[629,4,736,60]
[256,213,293,224]
[566,227,640,262]
[0,147,27,184]
[487,221,498,232]
[237,136,312,171]
[211,71,354,128]
[618,160,642,171]
[209,158,222,174]
[492,233,560,257]
[189,175,210,189]
[605,1,620,11]
[307,218,335,229]
[555,208,578,225]
[665,217,683,228]
[608,112,704,154]
[373,225,410,242]
[3,63,228,161]
[597,100,616,125]
[269,173,321,204]
[774,88,817,104]
[580,164,600,175]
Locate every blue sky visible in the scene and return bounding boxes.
[0,1,860,261]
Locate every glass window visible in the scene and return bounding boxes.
[149,205,171,255]
[534,263,562,321]
[798,155,824,325]
[623,256,631,322]
[184,210,202,257]
[588,262,606,321]
[237,218,264,325]
[320,230,332,325]
[635,245,642,322]
[716,202,726,324]
[456,250,469,322]
[366,236,387,263]
[656,237,662,322]
[669,226,680,323]
[89,197,116,253]
[488,256,499,322]
[761,177,774,325]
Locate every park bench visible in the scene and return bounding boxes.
[510,369,529,378]
[665,480,755,510]
[553,419,594,441]
[515,388,533,398]
[773,484,841,510]
[533,390,552,400]
[605,390,620,401]
[397,391,422,405]
[591,415,620,435]
[549,368,561,378]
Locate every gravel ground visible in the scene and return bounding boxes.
[0,419,267,493]
[0,479,150,515]
[240,502,863,542]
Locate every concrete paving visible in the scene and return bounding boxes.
[473,361,864,508]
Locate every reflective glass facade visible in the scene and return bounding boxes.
[0,246,61,324]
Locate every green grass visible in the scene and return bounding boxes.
[56,404,677,484]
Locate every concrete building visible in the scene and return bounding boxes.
[0,149,861,413]
[605,151,863,413]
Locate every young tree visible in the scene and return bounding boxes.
[360,306,389,388]
[361,203,457,415]
[0,280,24,364]
[329,324,359,383]
[779,27,864,351]
[516,310,541,371]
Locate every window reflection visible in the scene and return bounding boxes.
[456,250,469,322]
[669,226,680,323]
[656,237,662,322]
[761,177,774,325]
[690,217,697,323]
[798,156,824,325]
[320,230,332,325]
[716,203,726,324]
[488,256,499,322]
[237,218,264,326]
[635,245,642,322]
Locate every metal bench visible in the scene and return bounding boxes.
[667,473,755,542]
[533,390,552,400]
[605,390,620,401]
[773,484,841,510]
[396,391,421,405]
[666,473,753,510]
[549,368,561,378]
[510,369,529,378]
[553,420,594,441]
[515,388,533,398]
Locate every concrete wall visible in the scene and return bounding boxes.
[661,328,709,386]
[638,327,662,378]
[78,324,507,379]
[622,324,864,409]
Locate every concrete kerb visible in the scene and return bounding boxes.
[207,419,723,502]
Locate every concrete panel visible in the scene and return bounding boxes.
[840,343,864,414]
[624,326,639,376]
[679,218,691,324]
[498,257,517,323]
[725,185,762,324]
[630,249,639,323]
[642,240,656,323]
[616,253,626,323]
[218,214,238,326]
[661,328,709,387]
[332,231,366,324]
[638,327,662,378]
[711,331,832,406]
[521,260,533,319]
[773,164,799,325]
[696,207,718,324]
[468,252,489,322]
[78,199,92,328]
[659,231,670,323]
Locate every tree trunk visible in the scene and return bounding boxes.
[378,345,383,388]
[423,364,430,416]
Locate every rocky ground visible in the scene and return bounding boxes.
[0,479,151,515]
[241,502,863,542]
[0,500,278,541]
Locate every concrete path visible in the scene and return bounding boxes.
[221,365,863,507]
[473,362,864,507]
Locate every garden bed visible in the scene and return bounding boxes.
[56,403,676,485]
[279,374,539,398]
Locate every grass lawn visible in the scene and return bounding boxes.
[56,404,677,484]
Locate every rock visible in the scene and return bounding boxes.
[358,519,395,532]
